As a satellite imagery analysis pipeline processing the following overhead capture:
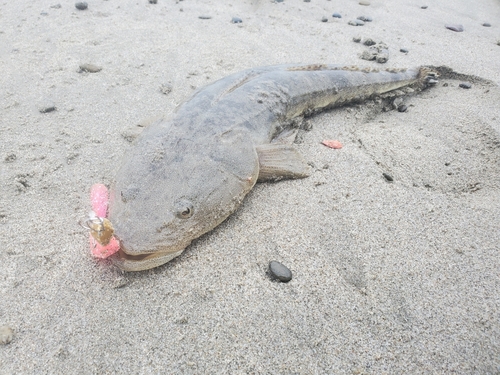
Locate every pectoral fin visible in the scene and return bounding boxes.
[256,144,311,182]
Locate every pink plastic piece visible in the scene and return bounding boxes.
[321,140,343,149]
[89,184,120,258]
[90,183,109,217]
[90,235,120,259]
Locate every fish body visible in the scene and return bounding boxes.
[108,64,436,271]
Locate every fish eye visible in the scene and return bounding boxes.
[175,200,194,219]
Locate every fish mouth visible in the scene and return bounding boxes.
[110,243,185,272]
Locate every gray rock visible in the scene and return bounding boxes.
[332,12,342,18]
[348,19,364,26]
[231,17,243,23]
[321,16,328,22]
[352,36,362,43]
[199,15,212,19]
[383,173,394,182]
[0,326,14,345]
[398,104,408,112]
[39,104,56,113]
[363,38,376,46]
[482,22,491,27]
[421,5,428,9]
[400,47,409,53]
[79,63,102,73]
[357,15,372,22]
[269,261,292,282]
[75,2,87,10]
[445,24,464,32]
[149,0,158,3]
[459,82,472,89]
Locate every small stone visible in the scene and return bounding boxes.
[352,36,361,43]
[360,50,376,61]
[199,15,212,19]
[359,0,370,5]
[160,83,173,95]
[79,63,102,73]
[357,15,372,22]
[321,16,328,22]
[445,24,464,32]
[421,5,428,9]
[269,261,292,282]
[149,0,157,3]
[75,2,88,10]
[0,326,14,345]
[50,4,62,8]
[383,173,394,182]
[332,12,342,18]
[4,153,16,163]
[482,22,491,27]
[231,17,243,23]
[363,38,376,46]
[304,0,311,2]
[497,40,500,46]
[392,97,403,109]
[400,48,409,53]
[397,104,407,112]
[39,104,56,113]
[275,0,284,2]
[348,19,364,26]
[459,82,472,89]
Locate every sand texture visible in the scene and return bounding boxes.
[1,0,500,373]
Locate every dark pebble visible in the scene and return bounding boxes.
[459,82,472,89]
[50,4,62,8]
[352,36,361,43]
[363,38,376,46]
[400,47,409,53]
[199,15,212,19]
[79,63,102,73]
[445,24,464,32]
[269,261,292,282]
[149,0,157,3]
[332,12,342,18]
[75,2,87,10]
[304,0,311,2]
[357,15,372,22]
[275,0,284,2]
[397,104,407,112]
[383,173,394,182]
[321,16,328,22]
[4,153,16,163]
[421,5,428,9]
[231,17,242,23]
[482,22,491,27]
[39,105,56,113]
[359,1,370,5]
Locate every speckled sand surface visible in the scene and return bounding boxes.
[1,0,500,373]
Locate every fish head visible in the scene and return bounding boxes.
[108,127,259,271]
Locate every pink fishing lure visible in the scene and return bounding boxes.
[89,184,120,259]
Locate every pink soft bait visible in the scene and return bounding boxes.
[89,184,120,259]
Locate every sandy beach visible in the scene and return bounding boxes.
[1,0,500,373]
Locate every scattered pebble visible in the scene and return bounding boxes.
[269,261,292,282]
[321,16,328,22]
[482,22,491,27]
[383,173,394,182]
[304,0,311,2]
[149,0,158,3]
[75,2,88,10]
[0,326,14,345]
[357,15,372,22]
[421,5,428,9]
[39,104,56,113]
[459,82,472,89]
[231,17,243,23]
[360,42,389,63]
[497,40,500,46]
[400,47,409,53]
[359,0,370,5]
[199,15,212,19]
[445,24,464,32]
[353,36,362,43]
[363,38,376,46]
[50,4,62,8]
[321,140,343,149]
[397,104,408,112]
[348,20,365,26]
[79,63,102,73]
[4,153,16,163]
[332,12,342,18]
[160,83,173,95]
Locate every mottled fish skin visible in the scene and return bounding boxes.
[108,64,437,271]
